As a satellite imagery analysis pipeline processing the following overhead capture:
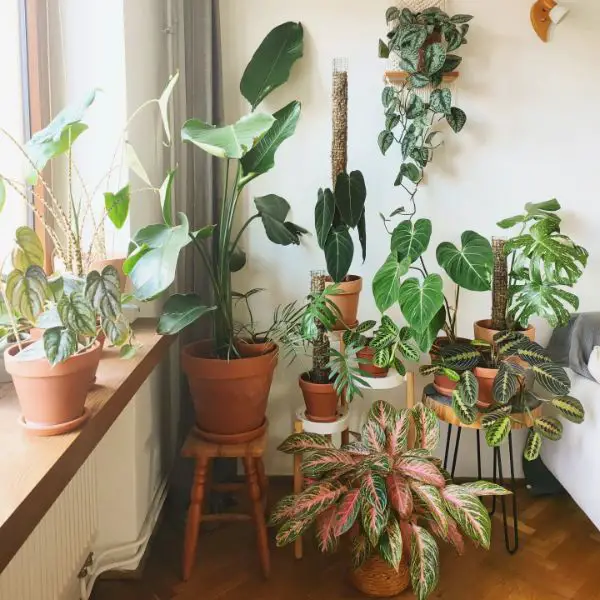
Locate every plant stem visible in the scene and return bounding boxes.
[0,287,23,352]
[230,214,259,254]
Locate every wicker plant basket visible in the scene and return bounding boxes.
[350,556,410,597]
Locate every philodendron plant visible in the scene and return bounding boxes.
[271,400,508,600]
[372,218,493,352]
[378,7,472,217]
[126,22,306,358]
[422,331,585,461]
[1,227,133,364]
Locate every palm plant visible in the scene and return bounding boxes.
[271,400,508,600]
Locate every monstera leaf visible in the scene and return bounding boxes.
[181,113,275,160]
[12,226,44,271]
[240,22,304,110]
[391,218,432,264]
[5,266,49,323]
[436,231,493,292]
[398,275,445,332]
[334,171,367,229]
[85,266,121,320]
[57,291,96,336]
[497,199,561,230]
[254,195,307,246]
[372,254,411,313]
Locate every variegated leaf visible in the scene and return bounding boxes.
[535,416,563,441]
[420,364,442,377]
[357,319,377,334]
[439,343,480,370]
[412,403,440,451]
[351,534,372,568]
[532,363,570,396]
[452,387,477,425]
[269,495,296,526]
[551,396,585,424]
[493,362,518,404]
[362,420,386,452]
[335,489,361,535]
[481,406,512,430]
[5,266,49,324]
[411,483,448,536]
[360,473,388,546]
[368,400,398,432]
[484,415,511,447]
[399,340,420,362]
[492,330,525,345]
[459,481,511,496]
[387,473,413,519]
[410,525,440,600]
[442,485,491,549]
[430,516,465,556]
[278,433,335,454]
[396,457,445,488]
[387,409,411,454]
[58,291,96,336]
[301,449,356,477]
[378,513,403,571]
[102,317,129,346]
[85,266,121,319]
[515,341,551,366]
[374,346,392,368]
[344,441,370,456]
[524,429,542,461]
[288,481,346,521]
[457,370,479,407]
[275,517,313,547]
[316,506,339,552]
[355,454,393,477]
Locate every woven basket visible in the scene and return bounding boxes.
[350,556,410,598]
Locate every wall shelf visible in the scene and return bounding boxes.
[384,70,460,84]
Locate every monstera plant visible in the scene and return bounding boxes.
[125,22,306,443]
[271,400,508,600]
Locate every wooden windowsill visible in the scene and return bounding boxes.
[0,319,175,573]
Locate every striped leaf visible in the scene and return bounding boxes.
[535,416,563,441]
[278,433,334,454]
[6,266,49,324]
[411,483,448,536]
[412,403,440,451]
[484,415,511,447]
[481,406,511,430]
[387,473,413,519]
[452,388,477,425]
[456,371,479,407]
[43,327,77,366]
[439,343,481,370]
[351,534,372,568]
[374,346,392,368]
[360,473,388,546]
[387,410,411,454]
[396,457,445,488]
[393,356,407,376]
[551,396,585,424]
[357,319,377,334]
[362,420,386,452]
[275,517,313,547]
[442,485,492,549]
[345,441,370,456]
[85,266,121,320]
[316,506,339,552]
[355,454,393,477]
[368,400,398,432]
[524,430,542,461]
[515,341,552,366]
[532,363,571,396]
[334,489,361,535]
[269,495,296,526]
[493,330,525,345]
[288,481,346,521]
[493,362,518,404]
[497,335,528,357]
[58,291,96,336]
[301,449,356,477]
[459,481,511,497]
[430,516,465,556]
[399,341,420,362]
[378,513,404,571]
[410,525,440,600]
[420,364,443,377]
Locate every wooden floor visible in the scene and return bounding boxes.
[93,482,600,600]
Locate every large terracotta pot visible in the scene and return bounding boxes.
[430,336,471,397]
[298,374,338,423]
[357,345,389,378]
[181,340,278,443]
[90,257,127,292]
[4,340,101,435]
[326,275,363,331]
[474,366,498,407]
[350,556,410,598]
[473,319,536,344]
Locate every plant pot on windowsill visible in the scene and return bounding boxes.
[325,275,363,331]
[4,340,102,436]
[350,555,410,598]
[181,339,278,444]
[357,344,389,378]
[298,373,339,423]
[430,336,471,397]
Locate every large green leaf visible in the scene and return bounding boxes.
[324,227,354,283]
[157,294,216,335]
[334,170,367,229]
[436,231,493,291]
[85,266,121,320]
[104,185,130,230]
[254,194,307,246]
[415,307,446,354]
[57,291,96,336]
[315,189,335,249]
[5,266,49,323]
[456,371,479,407]
[398,275,444,332]
[12,226,44,271]
[240,22,304,110]
[241,100,301,184]
[391,218,432,264]
[439,344,481,370]
[181,113,275,159]
[409,525,439,600]
[126,214,191,301]
[442,485,491,549]
[372,254,411,313]
[43,327,77,366]
[451,387,477,425]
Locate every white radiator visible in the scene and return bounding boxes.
[0,453,99,600]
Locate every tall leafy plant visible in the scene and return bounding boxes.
[125,22,306,358]
[271,400,508,600]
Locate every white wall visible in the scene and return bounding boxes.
[219,0,600,476]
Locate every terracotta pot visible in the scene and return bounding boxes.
[357,346,389,378]
[474,366,498,407]
[473,319,536,344]
[90,257,127,292]
[298,374,338,422]
[350,556,410,598]
[181,340,278,443]
[325,275,363,331]
[29,327,43,341]
[430,336,471,397]
[235,338,277,357]
[4,340,101,435]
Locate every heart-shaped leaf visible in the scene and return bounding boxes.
[255,195,306,246]
[391,218,432,264]
[447,107,467,133]
[372,254,411,313]
[315,188,335,249]
[58,291,96,336]
[430,88,452,114]
[378,130,394,155]
[414,307,446,353]
[436,231,493,292]
[157,294,216,335]
[334,170,367,229]
[102,317,130,346]
[43,327,77,366]
[85,266,121,320]
[12,226,44,271]
[104,185,130,230]
[5,265,49,323]
[324,227,354,283]
[398,275,445,333]
[424,43,447,74]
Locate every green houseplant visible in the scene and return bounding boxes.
[125,22,305,442]
[421,331,585,461]
[1,226,132,435]
[271,400,508,600]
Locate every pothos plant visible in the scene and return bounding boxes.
[1,227,133,364]
[270,400,509,600]
[372,217,493,352]
[421,331,585,461]
[378,7,472,217]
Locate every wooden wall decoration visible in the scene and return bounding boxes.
[531,0,570,42]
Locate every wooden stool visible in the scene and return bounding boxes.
[181,432,270,581]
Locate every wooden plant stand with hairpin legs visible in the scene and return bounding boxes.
[181,431,270,581]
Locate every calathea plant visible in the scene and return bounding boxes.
[125,22,306,358]
[422,331,585,461]
[271,400,508,600]
[378,7,472,216]
[372,217,493,352]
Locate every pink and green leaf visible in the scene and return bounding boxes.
[290,481,346,521]
[301,449,356,477]
[360,472,388,545]
[351,533,372,568]
[335,489,361,535]
[459,481,511,497]
[387,474,413,519]
[412,404,440,452]
[278,432,334,454]
[316,506,339,552]
[268,495,296,526]
[275,517,313,547]
[411,483,449,537]
[387,410,411,454]
[442,484,491,549]
[410,524,440,600]
[368,400,398,431]
[362,419,386,452]
[396,457,446,488]
[355,453,393,477]
[378,512,404,571]
[428,515,465,555]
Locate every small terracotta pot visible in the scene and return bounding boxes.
[325,276,363,331]
[90,257,127,292]
[474,366,498,407]
[181,340,278,443]
[298,374,338,422]
[473,319,536,344]
[357,345,389,378]
[430,336,471,397]
[4,340,101,434]
[235,338,276,357]
[350,556,410,598]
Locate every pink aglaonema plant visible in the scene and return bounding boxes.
[270,400,510,600]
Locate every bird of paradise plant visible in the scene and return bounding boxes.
[271,400,508,600]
